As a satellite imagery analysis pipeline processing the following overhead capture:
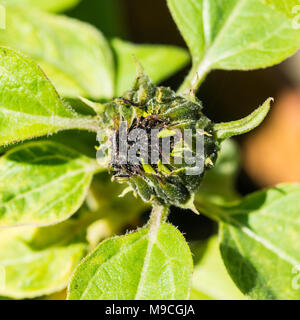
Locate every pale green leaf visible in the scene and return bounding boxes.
[1,0,81,12]
[0,5,114,99]
[0,141,99,227]
[0,217,87,299]
[191,236,245,300]
[0,47,98,146]
[219,184,300,300]
[111,38,190,96]
[263,0,300,18]
[67,223,193,300]
[167,0,300,91]
[214,98,272,141]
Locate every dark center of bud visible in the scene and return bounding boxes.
[110,114,174,180]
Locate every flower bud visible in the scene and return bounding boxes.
[94,67,271,211]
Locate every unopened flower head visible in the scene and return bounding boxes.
[96,67,219,209]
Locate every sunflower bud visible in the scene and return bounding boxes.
[94,67,271,211]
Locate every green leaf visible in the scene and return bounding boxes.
[1,0,81,12]
[50,130,98,158]
[0,5,114,99]
[263,0,300,18]
[89,0,128,39]
[167,0,300,92]
[0,141,98,226]
[197,139,240,205]
[0,217,87,299]
[191,236,245,300]
[0,47,99,146]
[214,98,272,142]
[219,184,300,299]
[111,38,190,96]
[67,223,193,300]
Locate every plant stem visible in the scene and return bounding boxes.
[69,117,99,132]
[148,204,170,229]
[177,60,211,94]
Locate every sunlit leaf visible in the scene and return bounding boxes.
[0,218,87,298]
[263,0,300,18]
[1,0,81,12]
[0,5,114,99]
[68,223,193,300]
[0,141,98,226]
[0,47,98,146]
[219,184,300,299]
[191,236,245,300]
[167,0,300,91]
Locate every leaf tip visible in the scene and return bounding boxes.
[132,55,144,77]
[214,97,273,142]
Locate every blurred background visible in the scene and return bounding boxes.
[65,0,300,241]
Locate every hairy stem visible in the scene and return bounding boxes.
[148,204,170,228]
[177,61,211,94]
[68,117,99,132]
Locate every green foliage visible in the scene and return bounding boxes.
[68,221,193,300]
[0,218,87,298]
[0,4,114,99]
[219,184,300,300]
[111,38,190,96]
[0,4,189,100]
[214,98,273,142]
[195,184,300,300]
[167,0,300,91]
[89,173,149,231]
[190,236,245,300]
[196,139,240,205]
[263,0,300,18]
[0,0,299,301]
[0,47,98,146]
[0,141,98,226]
[0,0,81,12]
